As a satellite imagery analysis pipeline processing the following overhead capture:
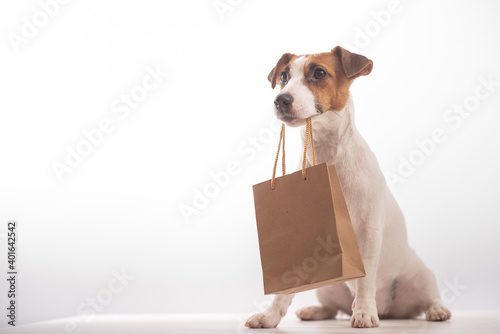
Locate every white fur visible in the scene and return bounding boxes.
[246,58,451,329]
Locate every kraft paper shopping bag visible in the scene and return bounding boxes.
[253,118,365,294]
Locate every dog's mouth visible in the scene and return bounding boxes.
[275,112,317,127]
[276,112,297,122]
[276,108,321,123]
[275,111,302,125]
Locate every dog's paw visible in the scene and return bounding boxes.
[350,304,379,328]
[425,303,451,321]
[296,305,336,320]
[245,311,282,328]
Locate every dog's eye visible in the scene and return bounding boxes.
[313,68,327,80]
[280,71,288,84]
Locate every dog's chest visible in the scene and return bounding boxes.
[311,145,378,226]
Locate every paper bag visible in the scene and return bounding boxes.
[252,118,365,294]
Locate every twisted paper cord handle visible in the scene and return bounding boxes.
[271,124,286,189]
[271,118,316,189]
[302,118,317,179]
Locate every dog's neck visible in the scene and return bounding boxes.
[302,95,362,166]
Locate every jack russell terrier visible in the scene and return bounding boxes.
[245,46,451,328]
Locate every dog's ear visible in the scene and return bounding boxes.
[332,46,373,79]
[268,53,295,89]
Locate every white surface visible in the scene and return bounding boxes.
[1,0,500,326]
[3,312,500,334]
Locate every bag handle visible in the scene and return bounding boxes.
[271,124,286,189]
[271,118,316,189]
[302,117,317,179]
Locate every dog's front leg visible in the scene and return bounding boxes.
[350,222,383,328]
[245,294,295,328]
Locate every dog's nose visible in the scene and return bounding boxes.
[274,94,293,112]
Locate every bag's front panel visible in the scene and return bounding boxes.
[253,163,344,294]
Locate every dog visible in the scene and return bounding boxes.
[245,46,451,328]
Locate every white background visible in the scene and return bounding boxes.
[1,0,500,327]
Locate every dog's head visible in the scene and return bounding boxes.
[268,46,373,127]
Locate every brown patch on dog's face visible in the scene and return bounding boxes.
[303,52,353,113]
[268,53,298,89]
